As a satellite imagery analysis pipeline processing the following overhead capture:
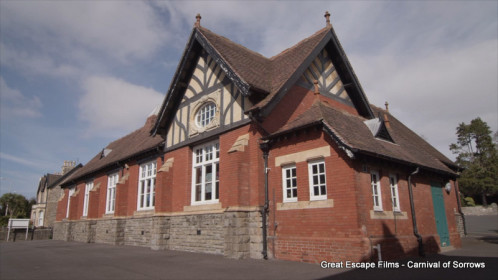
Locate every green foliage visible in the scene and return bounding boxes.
[0,193,30,218]
[463,197,475,206]
[450,118,498,206]
[0,216,9,227]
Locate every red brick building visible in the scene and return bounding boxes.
[54,13,462,263]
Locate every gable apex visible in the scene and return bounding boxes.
[153,16,377,136]
[153,26,259,136]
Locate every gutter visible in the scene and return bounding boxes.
[259,140,271,260]
[407,167,425,257]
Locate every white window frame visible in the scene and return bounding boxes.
[282,164,298,202]
[191,141,220,205]
[371,171,383,211]
[137,160,157,211]
[38,210,44,226]
[66,188,75,218]
[389,174,401,212]
[106,172,119,214]
[195,102,216,128]
[308,159,327,201]
[83,181,92,217]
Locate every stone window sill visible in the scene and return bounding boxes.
[276,199,334,211]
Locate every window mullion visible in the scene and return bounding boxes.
[201,160,206,202]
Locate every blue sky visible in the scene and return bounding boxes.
[1,1,497,199]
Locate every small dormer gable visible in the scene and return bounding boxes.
[297,49,353,107]
[364,116,394,143]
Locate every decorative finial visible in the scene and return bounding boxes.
[324,11,331,28]
[195,13,201,27]
[385,101,389,112]
[313,80,319,95]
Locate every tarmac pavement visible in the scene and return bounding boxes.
[1,215,496,280]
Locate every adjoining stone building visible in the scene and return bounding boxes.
[44,162,82,228]
[54,13,462,263]
[31,161,80,228]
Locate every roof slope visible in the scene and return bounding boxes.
[38,174,62,193]
[62,116,163,186]
[270,100,457,176]
[48,164,83,189]
[197,26,330,107]
[198,27,272,93]
[154,21,374,135]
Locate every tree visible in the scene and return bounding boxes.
[0,193,29,218]
[450,118,498,206]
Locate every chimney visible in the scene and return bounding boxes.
[385,101,389,112]
[324,11,331,28]
[61,160,76,175]
[313,80,319,95]
[195,13,201,28]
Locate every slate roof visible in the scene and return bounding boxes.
[197,27,271,93]
[61,115,163,186]
[38,174,62,193]
[48,164,83,189]
[269,100,458,176]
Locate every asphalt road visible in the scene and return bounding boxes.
[1,215,496,280]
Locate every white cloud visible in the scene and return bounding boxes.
[1,1,168,62]
[0,77,42,118]
[351,38,498,159]
[0,152,49,169]
[79,76,164,136]
[0,43,82,78]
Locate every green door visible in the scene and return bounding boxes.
[431,184,450,247]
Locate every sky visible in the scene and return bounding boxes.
[0,1,497,199]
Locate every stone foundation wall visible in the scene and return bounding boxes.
[53,220,71,241]
[169,213,225,255]
[71,220,96,243]
[95,219,126,245]
[53,210,263,259]
[124,217,153,247]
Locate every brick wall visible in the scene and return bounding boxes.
[263,85,358,133]
[261,126,461,263]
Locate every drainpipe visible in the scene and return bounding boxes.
[260,140,271,260]
[454,180,467,236]
[407,167,425,257]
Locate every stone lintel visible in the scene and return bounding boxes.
[276,199,334,210]
[275,146,331,166]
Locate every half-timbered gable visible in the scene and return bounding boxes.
[165,52,252,149]
[297,49,352,106]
